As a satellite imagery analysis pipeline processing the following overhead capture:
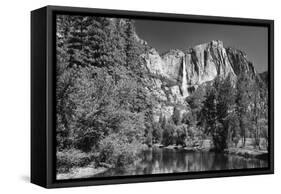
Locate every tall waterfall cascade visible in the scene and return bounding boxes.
[181,56,189,98]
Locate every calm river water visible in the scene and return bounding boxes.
[94,147,268,177]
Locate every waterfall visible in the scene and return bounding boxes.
[181,56,188,97]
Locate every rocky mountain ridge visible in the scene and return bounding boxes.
[141,40,259,121]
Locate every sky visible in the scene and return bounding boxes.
[135,19,268,73]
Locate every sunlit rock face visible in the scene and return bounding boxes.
[184,40,235,86]
[144,48,184,82]
[161,49,185,82]
[142,40,257,121]
[144,40,237,99]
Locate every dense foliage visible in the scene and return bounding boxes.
[56,15,269,174]
[56,16,151,172]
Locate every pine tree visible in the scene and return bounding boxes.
[216,76,236,150]
[201,84,219,148]
[236,72,251,147]
[200,76,235,151]
[66,16,89,67]
[248,77,269,149]
[185,85,205,127]
[56,15,77,150]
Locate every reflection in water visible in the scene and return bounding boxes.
[94,147,268,177]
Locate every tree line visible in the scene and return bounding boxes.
[150,74,268,152]
[56,15,268,174]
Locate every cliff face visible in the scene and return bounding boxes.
[143,40,257,100]
[185,40,234,85]
[141,40,258,121]
[115,19,263,124]
[144,48,184,82]
[226,47,256,77]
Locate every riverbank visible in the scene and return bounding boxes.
[152,141,268,161]
[152,139,212,152]
[225,147,268,160]
[56,154,146,180]
[76,147,267,177]
[56,162,111,180]
[57,145,268,179]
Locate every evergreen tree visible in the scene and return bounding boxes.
[200,76,235,151]
[185,85,205,126]
[152,121,162,143]
[201,84,220,150]
[235,72,251,147]
[216,76,236,150]
[56,15,77,150]
[248,77,269,149]
[66,16,89,67]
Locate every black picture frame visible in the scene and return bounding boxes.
[31,5,274,188]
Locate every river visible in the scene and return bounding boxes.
[94,147,268,177]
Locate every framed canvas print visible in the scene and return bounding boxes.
[31,5,274,188]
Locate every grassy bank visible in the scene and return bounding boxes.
[57,163,108,180]
[225,148,268,160]
[152,138,268,161]
[56,142,148,180]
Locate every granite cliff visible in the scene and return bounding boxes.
[141,40,259,121]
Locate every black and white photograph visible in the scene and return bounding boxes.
[55,14,270,180]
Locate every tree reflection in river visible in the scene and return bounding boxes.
[94,147,268,177]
